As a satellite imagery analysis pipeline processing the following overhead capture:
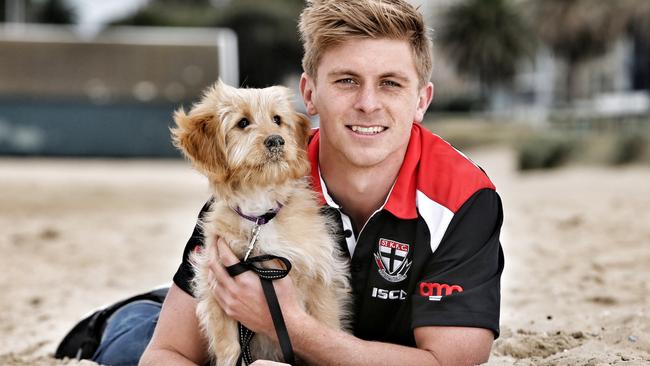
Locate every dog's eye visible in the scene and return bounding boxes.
[237,118,250,129]
[272,115,281,125]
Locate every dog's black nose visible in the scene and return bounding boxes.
[264,135,285,149]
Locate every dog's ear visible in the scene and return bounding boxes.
[171,107,227,182]
[294,113,313,151]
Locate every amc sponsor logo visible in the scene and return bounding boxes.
[419,282,463,301]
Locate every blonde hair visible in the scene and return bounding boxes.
[298,0,433,86]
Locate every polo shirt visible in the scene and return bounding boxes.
[173,123,504,346]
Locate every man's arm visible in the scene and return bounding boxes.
[210,239,493,366]
[139,284,210,366]
[290,312,493,365]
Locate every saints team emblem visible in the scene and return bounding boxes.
[374,238,412,283]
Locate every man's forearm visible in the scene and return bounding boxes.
[139,348,202,366]
[288,314,440,366]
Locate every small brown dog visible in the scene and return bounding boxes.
[171,80,350,365]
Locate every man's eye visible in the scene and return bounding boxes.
[336,78,356,85]
[381,80,401,87]
[237,118,250,129]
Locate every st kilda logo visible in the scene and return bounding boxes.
[374,238,412,283]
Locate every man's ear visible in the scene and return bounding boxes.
[171,108,227,182]
[294,112,313,151]
[299,73,318,116]
[414,82,434,123]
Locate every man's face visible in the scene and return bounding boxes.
[301,38,433,169]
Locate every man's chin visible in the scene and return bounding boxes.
[343,151,389,169]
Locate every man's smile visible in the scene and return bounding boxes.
[347,125,388,135]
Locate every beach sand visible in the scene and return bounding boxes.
[1,147,648,365]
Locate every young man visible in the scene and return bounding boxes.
[138,1,504,365]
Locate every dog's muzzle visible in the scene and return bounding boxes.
[264,135,285,150]
[264,135,285,159]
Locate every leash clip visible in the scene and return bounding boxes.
[243,223,261,261]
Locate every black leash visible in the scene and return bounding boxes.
[226,254,295,366]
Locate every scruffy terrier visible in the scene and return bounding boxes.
[171,80,350,365]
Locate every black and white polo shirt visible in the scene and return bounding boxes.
[173,123,504,347]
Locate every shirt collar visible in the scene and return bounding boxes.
[307,124,421,220]
[318,166,340,209]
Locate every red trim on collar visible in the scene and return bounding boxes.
[383,125,421,219]
[400,123,496,214]
[306,123,495,217]
[307,125,420,218]
[307,129,326,205]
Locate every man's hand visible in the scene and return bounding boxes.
[207,237,302,340]
[250,361,290,366]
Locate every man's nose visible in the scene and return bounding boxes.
[264,135,285,149]
[353,85,382,113]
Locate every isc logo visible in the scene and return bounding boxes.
[419,282,463,301]
[371,287,407,300]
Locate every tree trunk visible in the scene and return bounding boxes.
[565,58,578,105]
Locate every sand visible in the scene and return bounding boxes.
[0,148,649,365]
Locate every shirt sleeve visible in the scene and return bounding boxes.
[411,188,504,337]
[172,198,213,296]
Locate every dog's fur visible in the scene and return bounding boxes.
[171,80,350,365]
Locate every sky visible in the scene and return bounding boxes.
[66,0,150,35]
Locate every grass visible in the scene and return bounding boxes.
[422,114,532,150]
[421,113,650,171]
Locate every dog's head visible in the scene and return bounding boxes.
[171,80,312,190]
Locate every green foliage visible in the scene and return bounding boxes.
[578,133,650,166]
[422,116,533,150]
[0,0,75,23]
[627,0,650,43]
[215,0,304,87]
[515,129,649,171]
[531,0,628,63]
[110,1,218,27]
[530,0,630,102]
[517,134,573,171]
[35,0,75,24]
[428,95,484,113]
[437,0,535,94]
[111,0,304,87]
[610,134,647,165]
[425,114,649,170]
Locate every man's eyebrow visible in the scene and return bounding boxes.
[379,72,410,82]
[326,69,360,78]
[326,69,411,82]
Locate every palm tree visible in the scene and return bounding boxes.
[624,0,650,42]
[437,0,535,107]
[530,0,630,103]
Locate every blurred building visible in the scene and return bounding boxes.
[0,24,237,156]
[510,35,649,123]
